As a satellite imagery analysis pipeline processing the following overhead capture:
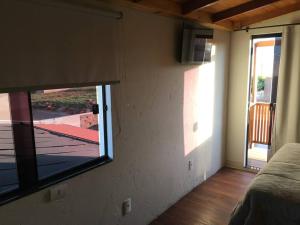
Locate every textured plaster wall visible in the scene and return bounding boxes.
[0,3,230,225]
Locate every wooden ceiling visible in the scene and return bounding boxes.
[112,0,300,30]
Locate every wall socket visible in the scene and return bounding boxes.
[49,184,67,202]
[122,198,132,216]
[188,160,193,171]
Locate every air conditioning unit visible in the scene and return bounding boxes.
[180,25,214,64]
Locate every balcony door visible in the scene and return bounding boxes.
[246,34,282,170]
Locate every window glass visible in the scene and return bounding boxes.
[30,86,104,179]
[0,93,19,193]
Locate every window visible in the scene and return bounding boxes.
[0,84,113,203]
[0,94,19,194]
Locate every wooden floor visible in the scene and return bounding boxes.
[150,168,256,225]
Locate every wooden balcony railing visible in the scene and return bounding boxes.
[248,103,276,147]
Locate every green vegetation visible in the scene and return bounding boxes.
[31,87,97,114]
[257,76,265,91]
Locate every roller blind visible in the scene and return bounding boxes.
[0,0,120,91]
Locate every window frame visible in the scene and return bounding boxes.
[0,84,113,205]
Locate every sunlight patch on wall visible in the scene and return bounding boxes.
[183,58,216,156]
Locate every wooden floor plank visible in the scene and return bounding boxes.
[150,168,256,225]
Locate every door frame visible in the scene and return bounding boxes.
[244,33,282,168]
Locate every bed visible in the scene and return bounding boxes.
[229,143,300,225]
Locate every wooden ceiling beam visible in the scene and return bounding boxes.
[55,0,300,31]
[119,0,182,15]
[212,0,279,23]
[62,0,232,30]
[233,2,300,29]
[117,0,232,30]
[182,0,219,15]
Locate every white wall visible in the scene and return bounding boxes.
[0,3,230,225]
[226,10,300,168]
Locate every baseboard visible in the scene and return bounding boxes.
[225,160,257,174]
[226,160,243,169]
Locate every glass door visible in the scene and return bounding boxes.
[246,34,282,170]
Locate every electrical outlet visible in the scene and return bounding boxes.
[193,122,198,132]
[188,160,193,171]
[49,184,67,201]
[122,198,132,216]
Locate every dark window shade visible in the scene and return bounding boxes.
[0,1,120,91]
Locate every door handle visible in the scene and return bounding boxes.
[92,104,99,115]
